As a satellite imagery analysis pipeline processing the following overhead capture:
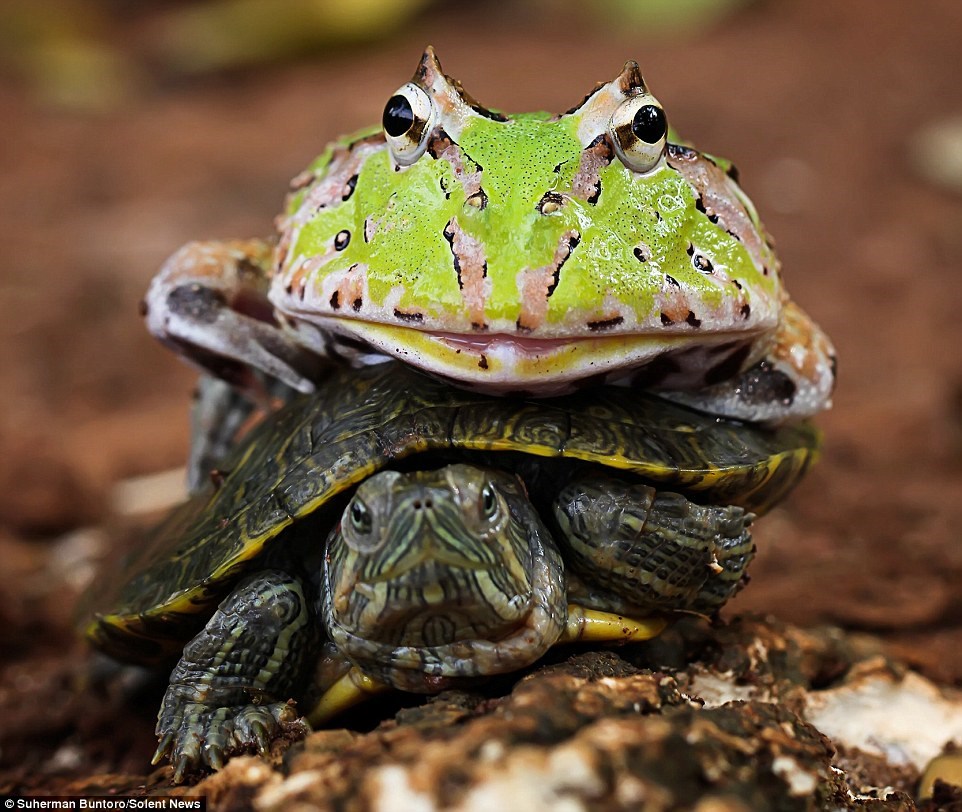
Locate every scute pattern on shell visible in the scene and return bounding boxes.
[84,362,818,664]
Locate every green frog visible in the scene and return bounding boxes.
[145,47,835,436]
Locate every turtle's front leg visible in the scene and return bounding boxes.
[553,475,754,615]
[153,570,315,782]
[144,238,323,399]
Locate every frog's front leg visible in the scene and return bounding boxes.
[663,299,837,423]
[144,239,322,398]
[552,474,755,616]
[153,570,315,782]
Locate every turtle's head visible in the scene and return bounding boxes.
[325,465,534,650]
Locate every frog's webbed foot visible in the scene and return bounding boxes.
[660,299,837,423]
[144,238,323,399]
[554,474,755,615]
[154,699,304,783]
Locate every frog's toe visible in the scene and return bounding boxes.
[145,238,322,399]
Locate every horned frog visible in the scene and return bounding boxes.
[145,48,835,445]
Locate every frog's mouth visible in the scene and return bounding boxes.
[317,319,757,395]
[434,331,591,356]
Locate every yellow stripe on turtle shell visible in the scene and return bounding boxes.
[84,362,820,663]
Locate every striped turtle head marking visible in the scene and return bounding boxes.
[327,465,535,650]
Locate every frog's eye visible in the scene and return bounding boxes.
[609,94,668,174]
[383,82,435,166]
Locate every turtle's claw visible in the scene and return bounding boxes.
[173,755,192,784]
[250,719,270,755]
[152,733,174,766]
[207,744,225,771]
[154,700,302,780]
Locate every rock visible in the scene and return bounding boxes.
[246,660,847,811]
[166,617,949,810]
[6,598,958,809]
[805,659,962,773]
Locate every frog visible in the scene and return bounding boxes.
[144,47,835,455]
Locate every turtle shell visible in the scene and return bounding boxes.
[84,362,819,664]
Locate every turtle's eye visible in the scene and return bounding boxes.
[480,483,498,519]
[383,83,434,166]
[609,93,668,174]
[349,499,372,534]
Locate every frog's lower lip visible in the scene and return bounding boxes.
[313,319,755,395]
[355,323,741,362]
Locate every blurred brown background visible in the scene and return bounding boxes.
[2,0,961,790]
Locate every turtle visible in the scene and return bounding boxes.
[82,361,819,781]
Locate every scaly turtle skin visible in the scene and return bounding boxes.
[323,464,753,695]
[82,362,818,780]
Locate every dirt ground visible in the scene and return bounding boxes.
[2,0,962,802]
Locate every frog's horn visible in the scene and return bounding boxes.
[617,61,646,94]
[412,45,462,105]
[410,46,503,139]
[414,45,444,83]
[564,60,651,144]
